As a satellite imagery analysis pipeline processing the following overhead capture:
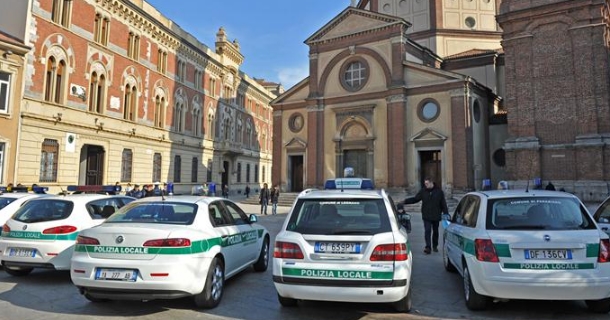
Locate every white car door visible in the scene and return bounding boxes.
[593,200,610,237]
[222,200,259,266]
[208,201,242,275]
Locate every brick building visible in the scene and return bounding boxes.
[271,0,506,194]
[498,0,610,201]
[0,0,277,194]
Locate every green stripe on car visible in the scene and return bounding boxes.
[503,263,595,270]
[1,231,78,241]
[282,267,394,280]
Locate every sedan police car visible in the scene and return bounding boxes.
[273,178,413,312]
[592,195,610,237]
[0,186,52,225]
[70,196,270,309]
[0,185,133,276]
[443,190,610,313]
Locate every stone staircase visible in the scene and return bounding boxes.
[240,192,299,207]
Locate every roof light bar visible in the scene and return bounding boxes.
[67,185,121,193]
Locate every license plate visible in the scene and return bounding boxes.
[8,248,36,257]
[95,268,138,281]
[525,249,572,260]
[315,242,361,253]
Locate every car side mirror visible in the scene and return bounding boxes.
[249,214,258,224]
[600,217,609,224]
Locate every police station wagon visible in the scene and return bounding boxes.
[272,178,413,312]
[70,196,270,309]
[443,190,610,313]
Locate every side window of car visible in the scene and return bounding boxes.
[453,197,470,225]
[597,202,610,222]
[223,201,248,225]
[88,199,123,219]
[462,196,480,228]
[209,202,231,227]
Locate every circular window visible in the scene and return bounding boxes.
[340,57,369,92]
[383,3,391,12]
[473,101,481,123]
[288,113,304,133]
[493,149,506,167]
[465,17,476,29]
[418,100,440,122]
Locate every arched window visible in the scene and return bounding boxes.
[123,83,137,121]
[193,108,202,137]
[89,71,105,113]
[45,56,66,104]
[174,101,184,133]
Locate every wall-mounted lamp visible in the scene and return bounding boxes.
[159,134,165,141]
[52,112,62,123]
[181,138,185,144]
[2,50,13,58]
[96,121,104,130]
[129,128,136,136]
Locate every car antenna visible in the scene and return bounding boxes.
[59,185,66,196]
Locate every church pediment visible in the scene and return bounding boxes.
[306,8,408,45]
[405,61,465,87]
[271,77,310,105]
[410,128,448,143]
[285,137,307,150]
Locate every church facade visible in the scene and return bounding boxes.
[271,0,506,195]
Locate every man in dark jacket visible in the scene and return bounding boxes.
[404,178,449,254]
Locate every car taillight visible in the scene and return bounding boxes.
[43,225,78,234]
[142,238,191,247]
[475,239,499,262]
[76,235,100,245]
[2,224,9,233]
[273,241,304,259]
[370,243,408,261]
[599,239,610,263]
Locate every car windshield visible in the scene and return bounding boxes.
[106,202,197,225]
[286,198,391,235]
[486,197,596,230]
[13,199,74,223]
[0,197,18,210]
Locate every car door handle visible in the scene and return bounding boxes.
[602,227,608,231]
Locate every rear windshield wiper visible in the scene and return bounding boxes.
[496,225,547,230]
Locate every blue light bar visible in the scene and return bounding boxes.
[324,178,374,190]
[67,185,121,193]
[0,186,48,193]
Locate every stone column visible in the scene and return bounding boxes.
[386,94,406,187]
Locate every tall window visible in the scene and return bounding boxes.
[209,78,216,97]
[177,60,186,82]
[206,159,213,182]
[40,139,59,182]
[0,143,5,183]
[157,49,167,73]
[236,119,242,144]
[262,166,266,183]
[88,71,105,113]
[121,149,132,182]
[193,108,202,137]
[174,102,184,133]
[94,14,110,46]
[236,162,242,183]
[127,32,140,60]
[123,83,137,121]
[207,113,215,140]
[245,122,252,148]
[0,72,11,114]
[246,164,250,183]
[52,0,72,28]
[152,153,162,182]
[194,70,202,89]
[254,164,259,183]
[173,155,182,183]
[154,95,165,128]
[191,157,198,183]
[44,56,65,104]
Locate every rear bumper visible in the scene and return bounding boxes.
[469,259,610,300]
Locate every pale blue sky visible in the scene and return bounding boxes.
[145,0,353,89]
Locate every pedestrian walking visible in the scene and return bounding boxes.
[545,181,556,191]
[259,183,270,215]
[222,184,229,198]
[208,182,216,197]
[270,184,280,215]
[404,178,449,254]
[245,185,250,198]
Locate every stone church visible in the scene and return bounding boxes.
[271,0,507,195]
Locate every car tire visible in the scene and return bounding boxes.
[463,264,489,311]
[253,237,269,272]
[443,241,457,273]
[585,298,610,313]
[194,257,224,309]
[277,293,298,307]
[4,266,33,277]
[392,286,412,312]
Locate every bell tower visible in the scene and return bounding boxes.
[361,0,503,57]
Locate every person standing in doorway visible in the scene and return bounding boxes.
[270,184,280,215]
[259,183,270,215]
[404,178,449,254]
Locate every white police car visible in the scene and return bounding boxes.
[70,196,270,309]
[273,178,413,312]
[592,195,610,237]
[443,190,610,313]
[0,186,52,225]
[0,185,134,276]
